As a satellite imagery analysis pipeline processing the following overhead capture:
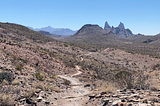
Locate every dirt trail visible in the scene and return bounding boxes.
[71,66,82,77]
[57,65,91,106]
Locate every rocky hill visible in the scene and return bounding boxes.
[74,24,108,36]
[64,24,123,48]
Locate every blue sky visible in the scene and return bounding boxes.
[0,0,159,35]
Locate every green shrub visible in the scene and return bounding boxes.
[9,55,16,60]
[18,58,27,63]
[64,79,71,85]
[25,43,30,45]
[35,73,45,81]
[64,43,68,47]
[16,64,23,70]
[114,70,133,89]
[52,74,57,79]
[0,72,14,84]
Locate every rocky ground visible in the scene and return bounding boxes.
[86,88,160,106]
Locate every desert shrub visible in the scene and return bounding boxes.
[12,87,21,94]
[64,79,71,85]
[0,93,14,106]
[15,64,23,70]
[134,72,149,90]
[153,64,160,70]
[35,73,45,81]
[34,82,46,90]
[18,58,27,63]
[35,82,62,92]
[49,86,62,92]
[52,74,57,79]
[23,88,36,99]
[114,70,133,89]
[64,43,68,47]
[90,49,98,52]
[97,75,102,79]
[0,72,14,84]
[9,54,16,60]
[25,42,30,45]
[98,82,117,93]
[1,80,9,85]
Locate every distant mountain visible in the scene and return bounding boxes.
[27,26,34,30]
[64,24,122,46]
[29,26,77,36]
[38,30,52,35]
[37,30,69,40]
[74,24,109,37]
[104,21,134,38]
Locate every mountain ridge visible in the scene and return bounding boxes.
[28,26,77,36]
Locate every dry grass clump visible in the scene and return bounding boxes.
[34,82,46,91]
[46,77,55,83]
[64,79,71,85]
[34,82,62,92]
[150,70,159,78]
[97,82,117,93]
[1,79,9,85]
[12,79,20,85]
[52,74,57,79]
[23,88,36,99]
[0,93,14,106]
[49,86,62,92]
[35,72,45,81]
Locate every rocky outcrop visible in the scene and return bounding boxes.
[86,88,160,106]
[104,21,134,38]
[118,22,125,30]
[104,21,111,30]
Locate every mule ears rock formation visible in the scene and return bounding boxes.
[118,22,125,30]
[104,21,133,38]
[104,21,125,30]
[104,21,111,30]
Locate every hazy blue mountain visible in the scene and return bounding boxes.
[32,26,77,36]
[27,26,34,30]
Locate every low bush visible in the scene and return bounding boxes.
[64,43,68,47]
[0,93,14,106]
[23,88,36,99]
[35,82,62,92]
[16,64,23,70]
[64,79,71,85]
[18,58,27,63]
[98,82,117,93]
[35,73,45,81]
[0,72,14,84]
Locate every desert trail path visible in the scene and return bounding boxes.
[56,65,91,106]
